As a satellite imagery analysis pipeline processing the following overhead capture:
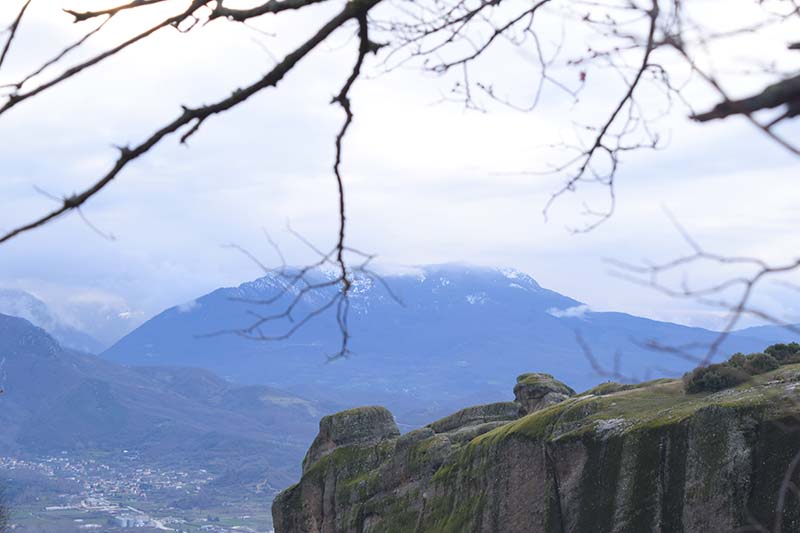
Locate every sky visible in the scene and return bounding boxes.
[1,0,799,345]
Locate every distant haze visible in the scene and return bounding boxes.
[1,4,799,336]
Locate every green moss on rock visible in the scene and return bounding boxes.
[274,362,800,533]
[515,372,575,394]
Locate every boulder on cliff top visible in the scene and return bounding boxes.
[302,406,399,473]
[514,372,575,415]
[427,401,520,434]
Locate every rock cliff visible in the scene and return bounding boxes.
[273,367,800,532]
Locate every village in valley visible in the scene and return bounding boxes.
[0,453,273,532]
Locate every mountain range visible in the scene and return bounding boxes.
[0,313,326,493]
[1,262,797,521]
[0,289,104,354]
[102,264,797,427]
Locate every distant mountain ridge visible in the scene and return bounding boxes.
[0,288,103,353]
[0,313,326,491]
[102,264,797,427]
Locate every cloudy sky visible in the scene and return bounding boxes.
[1,0,799,344]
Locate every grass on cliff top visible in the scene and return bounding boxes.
[473,363,800,448]
[516,372,575,394]
[580,377,673,397]
[320,405,389,422]
[516,372,557,385]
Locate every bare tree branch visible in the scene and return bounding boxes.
[692,74,800,122]
[0,0,383,245]
[0,0,32,72]
[210,0,332,22]
[0,0,209,117]
[64,0,168,22]
[608,211,800,365]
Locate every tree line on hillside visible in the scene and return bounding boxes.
[685,343,800,394]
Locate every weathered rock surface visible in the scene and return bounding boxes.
[273,367,800,532]
[427,401,520,434]
[302,406,400,474]
[513,372,575,415]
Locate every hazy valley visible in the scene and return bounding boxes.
[1,265,798,531]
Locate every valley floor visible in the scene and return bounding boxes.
[0,453,275,532]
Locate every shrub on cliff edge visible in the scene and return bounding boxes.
[765,342,800,364]
[684,364,751,394]
[684,344,792,393]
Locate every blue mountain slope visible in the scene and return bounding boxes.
[0,313,324,489]
[102,264,784,427]
[0,288,104,353]
[729,323,800,345]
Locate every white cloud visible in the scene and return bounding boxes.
[177,299,200,313]
[547,305,591,319]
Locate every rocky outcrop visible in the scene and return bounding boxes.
[273,367,800,532]
[427,401,519,434]
[302,406,400,474]
[513,372,575,415]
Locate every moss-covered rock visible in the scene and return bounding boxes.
[302,406,399,474]
[513,372,575,415]
[274,365,800,533]
[427,402,519,434]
